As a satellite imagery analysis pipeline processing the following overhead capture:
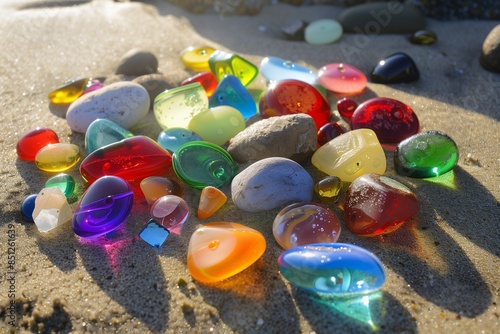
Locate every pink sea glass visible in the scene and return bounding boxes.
[150,195,189,229]
[16,128,59,161]
[140,176,181,205]
[318,63,367,94]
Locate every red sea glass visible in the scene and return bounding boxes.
[16,128,59,161]
[181,72,218,98]
[259,79,332,130]
[344,174,419,236]
[317,122,344,146]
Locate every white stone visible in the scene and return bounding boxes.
[32,187,73,232]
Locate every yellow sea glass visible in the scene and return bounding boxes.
[208,50,258,87]
[311,129,386,182]
[181,46,216,72]
[187,222,266,283]
[48,78,89,104]
[140,176,180,205]
[35,143,81,172]
[198,186,227,218]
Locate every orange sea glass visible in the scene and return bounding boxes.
[187,222,266,283]
[140,176,180,205]
[198,186,227,218]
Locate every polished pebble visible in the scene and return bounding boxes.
[115,48,158,76]
[16,128,59,161]
[150,195,189,229]
[208,74,257,119]
[311,129,386,182]
[181,46,216,72]
[181,71,218,97]
[318,63,367,94]
[410,29,437,45]
[45,173,75,198]
[139,219,170,248]
[198,186,227,219]
[32,187,73,233]
[317,122,344,146]
[337,97,358,124]
[394,131,459,178]
[305,19,343,45]
[85,118,134,154]
[208,50,258,86]
[21,194,37,222]
[187,222,266,283]
[35,143,81,172]
[48,77,88,104]
[344,174,419,236]
[371,52,420,84]
[73,176,133,238]
[157,127,203,153]
[314,176,344,203]
[278,243,385,295]
[140,176,180,205]
[260,56,317,85]
[273,202,341,249]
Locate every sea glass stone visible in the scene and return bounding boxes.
[35,143,81,172]
[150,195,189,229]
[273,202,341,249]
[410,30,437,45]
[371,52,420,84]
[394,131,459,178]
[317,122,344,146]
[208,74,257,119]
[79,136,172,186]
[311,129,386,182]
[16,128,59,161]
[260,56,317,85]
[259,79,332,130]
[344,174,419,236]
[187,222,266,283]
[157,127,203,153]
[208,50,258,87]
[45,173,75,199]
[83,78,104,94]
[85,118,134,154]
[198,186,227,219]
[154,82,209,130]
[73,176,133,238]
[140,176,180,205]
[351,97,420,143]
[304,19,343,45]
[139,219,170,248]
[32,187,73,233]
[21,194,37,222]
[318,63,367,94]
[48,77,88,104]
[315,176,344,203]
[181,46,216,72]
[181,71,218,97]
[188,106,246,146]
[278,243,386,295]
[172,141,236,189]
[337,97,358,124]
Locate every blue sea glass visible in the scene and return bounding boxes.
[208,75,257,119]
[139,219,170,248]
[45,173,75,198]
[157,128,202,153]
[278,243,386,295]
[260,56,317,85]
[21,194,37,222]
[208,50,258,87]
[73,176,134,238]
[85,118,134,154]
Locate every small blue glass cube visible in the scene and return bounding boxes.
[139,219,170,248]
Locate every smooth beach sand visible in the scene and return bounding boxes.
[0,0,499,333]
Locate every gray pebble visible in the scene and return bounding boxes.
[133,73,177,109]
[481,24,500,73]
[115,48,158,76]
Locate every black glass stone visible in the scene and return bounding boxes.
[371,52,420,84]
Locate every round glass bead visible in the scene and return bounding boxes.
[21,194,37,222]
[150,195,189,230]
[314,176,343,203]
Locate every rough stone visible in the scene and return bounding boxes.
[480,24,500,73]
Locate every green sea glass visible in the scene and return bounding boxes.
[208,50,258,87]
[45,173,76,198]
[85,118,134,154]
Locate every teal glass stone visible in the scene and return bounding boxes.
[208,50,258,87]
[85,118,134,154]
[139,219,170,248]
[208,74,257,119]
[259,56,317,85]
[45,173,76,198]
[172,141,236,189]
[157,127,202,153]
[278,243,386,296]
[394,130,459,178]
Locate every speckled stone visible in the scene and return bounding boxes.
[115,48,158,76]
[480,25,500,73]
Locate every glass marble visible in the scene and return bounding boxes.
[150,195,189,229]
[198,186,227,219]
[48,77,88,104]
[317,122,344,146]
[259,56,317,85]
[21,194,37,222]
[351,97,420,143]
[45,173,75,199]
[157,127,203,153]
[83,78,104,94]
[73,176,133,238]
[208,74,257,119]
[187,222,266,283]
[35,143,81,172]
[79,136,172,186]
[259,79,332,130]
[154,82,209,130]
[371,52,420,84]
[85,118,134,154]
[188,106,246,146]
[344,174,419,236]
[311,129,386,182]
[337,97,358,123]
[410,30,437,45]
[273,202,341,249]
[16,128,59,161]
[315,176,344,203]
[318,63,367,94]
[180,71,218,97]
[139,219,170,248]
[208,50,258,87]
[278,243,386,295]
[304,19,343,45]
[140,176,180,205]
[172,141,236,189]
[394,131,459,178]
[32,187,73,233]
[181,46,216,72]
